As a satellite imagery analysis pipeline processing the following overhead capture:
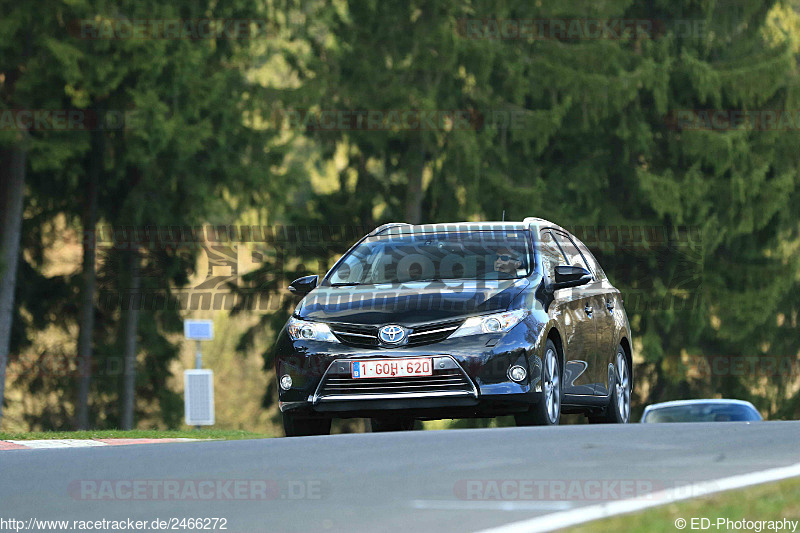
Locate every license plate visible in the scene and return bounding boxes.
[351,358,433,379]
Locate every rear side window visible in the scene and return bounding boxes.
[551,231,591,275]
[572,237,607,281]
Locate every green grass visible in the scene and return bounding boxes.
[0,429,271,440]
[568,476,800,533]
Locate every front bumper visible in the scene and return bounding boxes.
[274,319,546,420]
[309,355,477,413]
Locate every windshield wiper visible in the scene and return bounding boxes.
[407,277,471,283]
[330,282,363,286]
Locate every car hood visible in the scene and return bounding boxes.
[295,278,530,325]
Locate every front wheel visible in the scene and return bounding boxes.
[283,414,331,437]
[515,339,561,426]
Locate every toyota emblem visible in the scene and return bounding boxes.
[378,325,406,344]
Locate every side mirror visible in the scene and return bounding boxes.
[288,275,318,296]
[552,265,592,290]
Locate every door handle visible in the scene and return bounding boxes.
[584,305,593,315]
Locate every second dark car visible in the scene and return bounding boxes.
[274,218,633,436]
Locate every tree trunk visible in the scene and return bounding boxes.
[0,146,26,428]
[404,144,426,224]
[120,248,140,430]
[76,128,103,429]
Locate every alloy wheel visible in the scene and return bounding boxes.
[544,347,560,424]
[615,350,631,423]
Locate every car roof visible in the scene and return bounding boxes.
[371,218,560,236]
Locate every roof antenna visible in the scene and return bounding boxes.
[502,210,505,222]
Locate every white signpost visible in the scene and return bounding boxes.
[184,320,215,426]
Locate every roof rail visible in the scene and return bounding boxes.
[369,222,413,236]
[524,217,564,230]
[523,217,549,225]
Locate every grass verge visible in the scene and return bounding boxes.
[568,476,800,533]
[0,429,271,440]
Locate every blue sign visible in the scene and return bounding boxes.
[184,320,214,341]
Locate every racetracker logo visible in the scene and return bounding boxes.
[68,479,325,500]
[668,109,800,131]
[69,19,275,40]
[273,109,532,131]
[456,18,657,40]
[686,355,800,378]
[453,479,713,501]
[0,109,138,131]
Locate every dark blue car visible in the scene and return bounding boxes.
[274,219,633,436]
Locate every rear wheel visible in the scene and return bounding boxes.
[283,414,331,437]
[515,339,561,426]
[370,417,415,432]
[592,345,631,424]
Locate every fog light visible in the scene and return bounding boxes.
[508,365,527,382]
[280,374,293,390]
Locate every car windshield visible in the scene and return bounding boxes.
[326,230,533,284]
[643,403,762,423]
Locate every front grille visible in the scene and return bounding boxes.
[330,318,464,348]
[406,319,463,346]
[330,323,379,347]
[316,369,474,398]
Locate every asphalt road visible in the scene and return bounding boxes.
[1,421,799,533]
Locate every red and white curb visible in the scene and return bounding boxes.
[0,438,200,450]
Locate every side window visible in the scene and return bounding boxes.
[573,238,607,281]
[538,230,568,279]
[552,231,591,275]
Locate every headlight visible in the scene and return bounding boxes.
[450,309,528,338]
[287,317,340,343]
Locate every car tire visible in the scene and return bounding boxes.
[515,339,561,426]
[283,414,332,437]
[596,345,631,424]
[370,417,415,432]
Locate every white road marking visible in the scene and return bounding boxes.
[474,461,800,533]
[411,500,573,512]
[2,438,203,450]
[8,440,108,449]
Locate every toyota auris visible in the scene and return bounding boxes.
[273,218,633,436]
